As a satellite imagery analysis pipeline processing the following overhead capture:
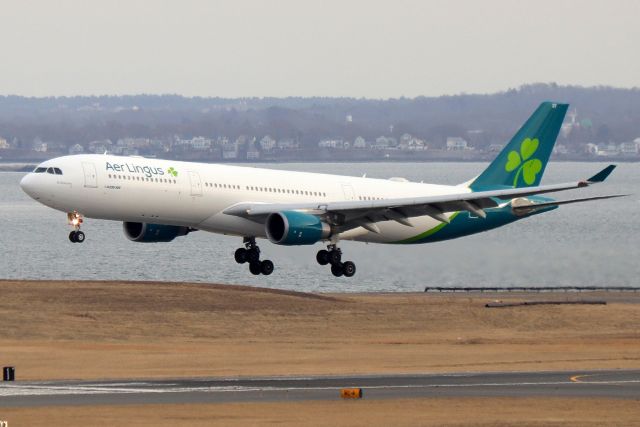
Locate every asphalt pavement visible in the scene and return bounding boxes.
[1,370,638,407]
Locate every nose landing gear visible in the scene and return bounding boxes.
[317,245,356,277]
[67,211,85,243]
[234,237,274,276]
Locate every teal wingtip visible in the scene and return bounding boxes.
[587,165,616,183]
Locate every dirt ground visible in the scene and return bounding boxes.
[1,280,639,380]
[3,398,640,426]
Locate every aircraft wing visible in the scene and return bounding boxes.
[223,165,619,232]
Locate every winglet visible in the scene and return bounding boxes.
[587,165,616,183]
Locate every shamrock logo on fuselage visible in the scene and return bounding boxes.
[505,138,542,187]
[167,167,178,177]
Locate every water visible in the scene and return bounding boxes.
[1,162,638,292]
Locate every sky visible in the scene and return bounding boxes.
[0,0,638,98]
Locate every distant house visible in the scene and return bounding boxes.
[353,136,366,149]
[372,136,397,150]
[446,137,470,151]
[69,144,85,154]
[246,143,260,160]
[277,139,299,150]
[190,137,212,150]
[0,137,10,149]
[33,141,48,152]
[259,136,276,151]
[585,143,598,155]
[553,144,568,155]
[619,142,639,155]
[398,134,426,151]
[88,139,113,154]
[318,139,345,149]
[596,143,619,156]
[222,142,238,159]
[488,144,504,153]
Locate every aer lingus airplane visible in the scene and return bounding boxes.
[20,102,623,278]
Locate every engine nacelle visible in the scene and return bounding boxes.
[123,222,191,243]
[265,211,331,245]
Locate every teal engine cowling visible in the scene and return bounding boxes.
[123,222,191,243]
[265,211,331,245]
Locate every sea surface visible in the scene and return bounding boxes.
[0,162,638,292]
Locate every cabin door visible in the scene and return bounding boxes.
[82,162,98,188]
[188,171,202,196]
[341,183,355,200]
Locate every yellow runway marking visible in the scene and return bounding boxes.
[570,375,587,383]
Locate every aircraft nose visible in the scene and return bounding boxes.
[20,173,37,198]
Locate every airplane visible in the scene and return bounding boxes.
[20,102,624,278]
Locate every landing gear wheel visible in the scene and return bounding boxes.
[249,262,262,275]
[234,248,247,264]
[260,260,274,275]
[342,261,356,277]
[246,248,260,263]
[68,231,77,243]
[74,230,85,243]
[316,250,329,265]
[329,250,342,265]
[331,263,344,277]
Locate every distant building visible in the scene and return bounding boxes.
[560,109,579,138]
[619,142,639,155]
[398,133,426,151]
[259,136,276,151]
[69,144,85,154]
[353,136,366,149]
[318,139,345,149]
[585,143,598,155]
[246,143,260,160]
[0,137,10,149]
[33,141,48,152]
[596,143,619,157]
[488,144,504,152]
[446,137,470,151]
[190,137,212,150]
[88,139,113,154]
[553,144,568,155]
[371,136,397,150]
[222,141,238,159]
[277,139,299,150]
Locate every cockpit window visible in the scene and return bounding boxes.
[54,168,63,175]
[34,167,46,173]
[46,167,55,174]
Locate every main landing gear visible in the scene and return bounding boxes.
[234,237,274,276]
[316,244,356,278]
[67,211,85,243]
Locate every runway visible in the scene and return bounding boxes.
[1,370,638,407]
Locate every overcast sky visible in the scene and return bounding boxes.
[0,0,638,98]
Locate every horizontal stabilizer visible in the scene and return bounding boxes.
[512,194,628,213]
[587,165,616,183]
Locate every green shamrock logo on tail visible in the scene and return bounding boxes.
[167,167,178,177]
[505,138,542,187]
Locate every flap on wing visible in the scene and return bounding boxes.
[512,194,627,213]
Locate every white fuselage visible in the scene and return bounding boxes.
[20,154,470,243]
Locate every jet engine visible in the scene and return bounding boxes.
[265,211,331,245]
[123,222,191,243]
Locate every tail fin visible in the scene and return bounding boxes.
[469,102,568,190]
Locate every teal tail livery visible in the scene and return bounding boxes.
[470,102,568,190]
[19,102,627,279]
